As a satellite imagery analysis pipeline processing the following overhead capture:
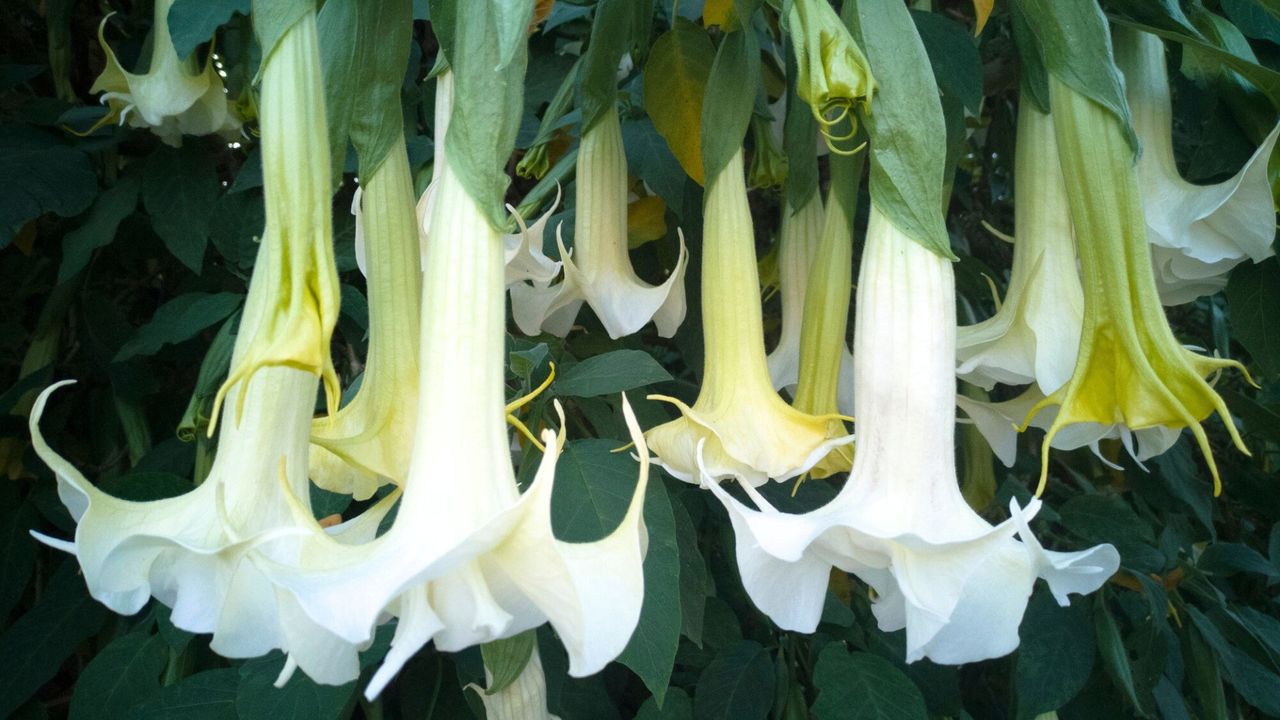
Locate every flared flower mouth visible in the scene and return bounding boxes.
[1115,27,1279,305]
[698,207,1118,663]
[643,148,852,485]
[1027,77,1253,497]
[83,0,240,146]
[511,104,688,339]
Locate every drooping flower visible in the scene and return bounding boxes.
[30,9,377,685]
[766,191,854,414]
[84,0,240,146]
[956,103,1083,396]
[261,158,651,700]
[1027,77,1252,496]
[309,133,422,501]
[1115,27,1279,305]
[511,104,689,339]
[785,0,875,152]
[644,149,853,486]
[704,205,1119,663]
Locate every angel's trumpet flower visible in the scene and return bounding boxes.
[309,134,422,500]
[785,0,875,153]
[1027,78,1253,496]
[1115,27,1278,305]
[30,10,375,685]
[704,206,1119,663]
[789,151,862,477]
[511,105,689,338]
[260,160,651,700]
[766,192,854,414]
[956,103,1083,396]
[469,646,559,720]
[84,0,240,146]
[644,149,854,486]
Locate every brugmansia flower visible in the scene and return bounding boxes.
[469,646,560,720]
[1029,78,1252,496]
[30,10,373,685]
[766,191,854,414]
[785,0,875,151]
[645,149,853,486]
[85,0,240,146]
[310,134,422,500]
[263,160,651,699]
[413,70,562,287]
[1115,28,1279,305]
[704,206,1119,662]
[956,103,1082,395]
[511,104,688,339]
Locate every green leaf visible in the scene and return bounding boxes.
[555,350,673,397]
[99,472,194,501]
[1059,494,1165,573]
[1186,605,1280,716]
[693,640,775,720]
[622,116,692,221]
[673,494,707,646]
[208,191,264,270]
[643,19,715,185]
[1016,0,1137,150]
[618,478,681,705]
[580,0,634,132]
[251,0,313,69]
[133,669,240,720]
[700,24,760,184]
[143,145,220,273]
[115,292,244,361]
[68,632,168,720]
[552,439,642,542]
[1222,0,1280,44]
[235,654,356,720]
[1183,619,1229,720]
[480,630,536,695]
[0,495,37,620]
[0,126,96,248]
[1094,591,1148,715]
[782,48,819,212]
[844,0,954,259]
[1016,592,1096,718]
[59,175,140,283]
[1226,257,1280,379]
[168,0,251,60]
[635,686,692,719]
[1198,542,1280,578]
[0,561,108,718]
[811,643,928,720]
[911,10,983,113]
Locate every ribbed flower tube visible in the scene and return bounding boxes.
[1115,27,1278,304]
[471,648,560,720]
[310,133,422,499]
[645,149,852,486]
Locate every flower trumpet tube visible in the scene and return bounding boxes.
[789,150,862,478]
[704,206,1119,663]
[415,70,562,287]
[309,134,422,500]
[1029,78,1252,496]
[956,103,1083,395]
[765,191,854,413]
[511,105,689,339]
[209,13,342,431]
[260,161,651,700]
[644,149,854,486]
[468,646,560,720]
[29,10,377,685]
[785,0,875,152]
[85,0,240,146]
[1115,27,1279,305]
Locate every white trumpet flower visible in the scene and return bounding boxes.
[705,207,1119,663]
[260,161,651,700]
[30,10,375,685]
[310,135,422,500]
[468,646,561,720]
[645,150,854,486]
[85,0,240,146]
[956,104,1083,395]
[1116,27,1279,305]
[767,192,855,415]
[511,105,689,339]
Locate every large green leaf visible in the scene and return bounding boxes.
[700,23,760,184]
[644,19,715,185]
[693,640,775,720]
[0,126,96,249]
[1016,592,1096,718]
[133,669,240,720]
[552,439,642,541]
[168,0,251,60]
[1226,257,1280,379]
[115,292,244,361]
[810,643,928,720]
[143,145,220,273]
[235,654,356,720]
[556,350,674,397]
[0,562,108,718]
[68,632,168,720]
[844,0,954,259]
[618,478,681,705]
[579,0,635,132]
[59,175,140,283]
